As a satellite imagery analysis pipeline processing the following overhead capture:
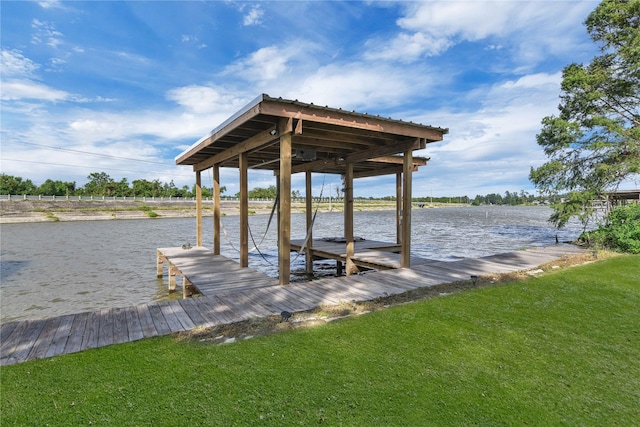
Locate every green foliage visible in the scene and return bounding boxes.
[1,257,639,425]
[0,174,37,195]
[530,0,640,227]
[581,204,640,253]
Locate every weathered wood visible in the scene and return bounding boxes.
[279,118,292,285]
[46,314,75,358]
[213,165,221,255]
[112,307,129,344]
[0,245,586,366]
[401,146,413,268]
[136,305,158,338]
[64,312,89,354]
[196,170,203,246]
[344,162,355,275]
[124,306,145,341]
[28,316,62,361]
[240,152,249,268]
[305,170,314,275]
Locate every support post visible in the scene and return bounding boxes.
[278,118,292,285]
[239,152,249,267]
[169,264,177,291]
[156,250,163,277]
[195,170,203,247]
[401,147,413,268]
[344,162,356,275]
[305,170,314,275]
[396,172,402,245]
[213,165,221,255]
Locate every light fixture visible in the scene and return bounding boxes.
[269,128,278,136]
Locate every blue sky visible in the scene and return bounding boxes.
[1,0,601,198]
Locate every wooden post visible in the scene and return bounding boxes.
[213,165,221,255]
[344,162,356,275]
[401,147,413,268]
[396,172,402,245]
[169,264,177,291]
[239,152,249,267]
[305,170,313,275]
[156,250,163,277]
[278,118,292,285]
[195,170,203,247]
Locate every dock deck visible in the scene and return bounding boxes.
[1,244,586,366]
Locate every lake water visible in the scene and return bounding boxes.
[0,206,586,322]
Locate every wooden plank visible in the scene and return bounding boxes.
[45,314,75,358]
[0,321,26,359]
[0,322,18,347]
[124,306,145,342]
[27,316,62,361]
[82,310,101,350]
[136,305,158,338]
[148,304,171,336]
[178,298,212,327]
[112,307,129,344]
[64,312,89,354]
[2,319,46,365]
[97,308,115,348]
[158,303,184,333]
[166,301,196,330]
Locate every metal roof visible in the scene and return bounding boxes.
[176,94,448,177]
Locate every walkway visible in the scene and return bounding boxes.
[0,244,585,366]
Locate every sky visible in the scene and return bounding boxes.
[1,0,604,198]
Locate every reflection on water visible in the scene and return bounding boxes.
[0,206,586,322]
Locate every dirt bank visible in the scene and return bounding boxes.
[0,199,276,224]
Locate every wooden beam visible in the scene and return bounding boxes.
[305,170,313,275]
[401,148,413,268]
[195,170,203,247]
[344,162,356,275]
[279,118,292,285]
[369,156,429,166]
[260,100,447,141]
[193,125,278,172]
[239,152,249,268]
[213,165,221,255]
[353,165,413,179]
[345,138,424,163]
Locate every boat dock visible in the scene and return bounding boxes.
[1,244,586,366]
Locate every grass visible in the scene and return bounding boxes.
[1,255,638,426]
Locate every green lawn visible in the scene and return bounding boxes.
[1,255,639,426]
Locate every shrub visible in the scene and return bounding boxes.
[580,204,640,253]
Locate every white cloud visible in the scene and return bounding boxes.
[1,80,70,101]
[1,49,40,77]
[166,85,249,115]
[31,19,64,48]
[366,1,596,65]
[243,5,264,26]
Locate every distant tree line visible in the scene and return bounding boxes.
[0,172,225,198]
[2,173,553,205]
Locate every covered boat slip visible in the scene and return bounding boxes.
[174,94,449,284]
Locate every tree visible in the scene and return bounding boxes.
[530,0,640,227]
[38,179,76,196]
[0,174,37,195]
[83,172,115,196]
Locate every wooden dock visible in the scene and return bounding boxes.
[290,238,428,271]
[1,244,586,366]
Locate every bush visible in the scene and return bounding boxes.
[580,204,640,253]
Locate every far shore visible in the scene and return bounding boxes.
[0,198,470,224]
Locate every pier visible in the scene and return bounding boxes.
[1,244,586,366]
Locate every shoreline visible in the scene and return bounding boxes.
[0,199,428,224]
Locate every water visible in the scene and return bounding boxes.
[0,206,586,322]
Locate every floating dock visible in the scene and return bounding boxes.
[1,244,586,366]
